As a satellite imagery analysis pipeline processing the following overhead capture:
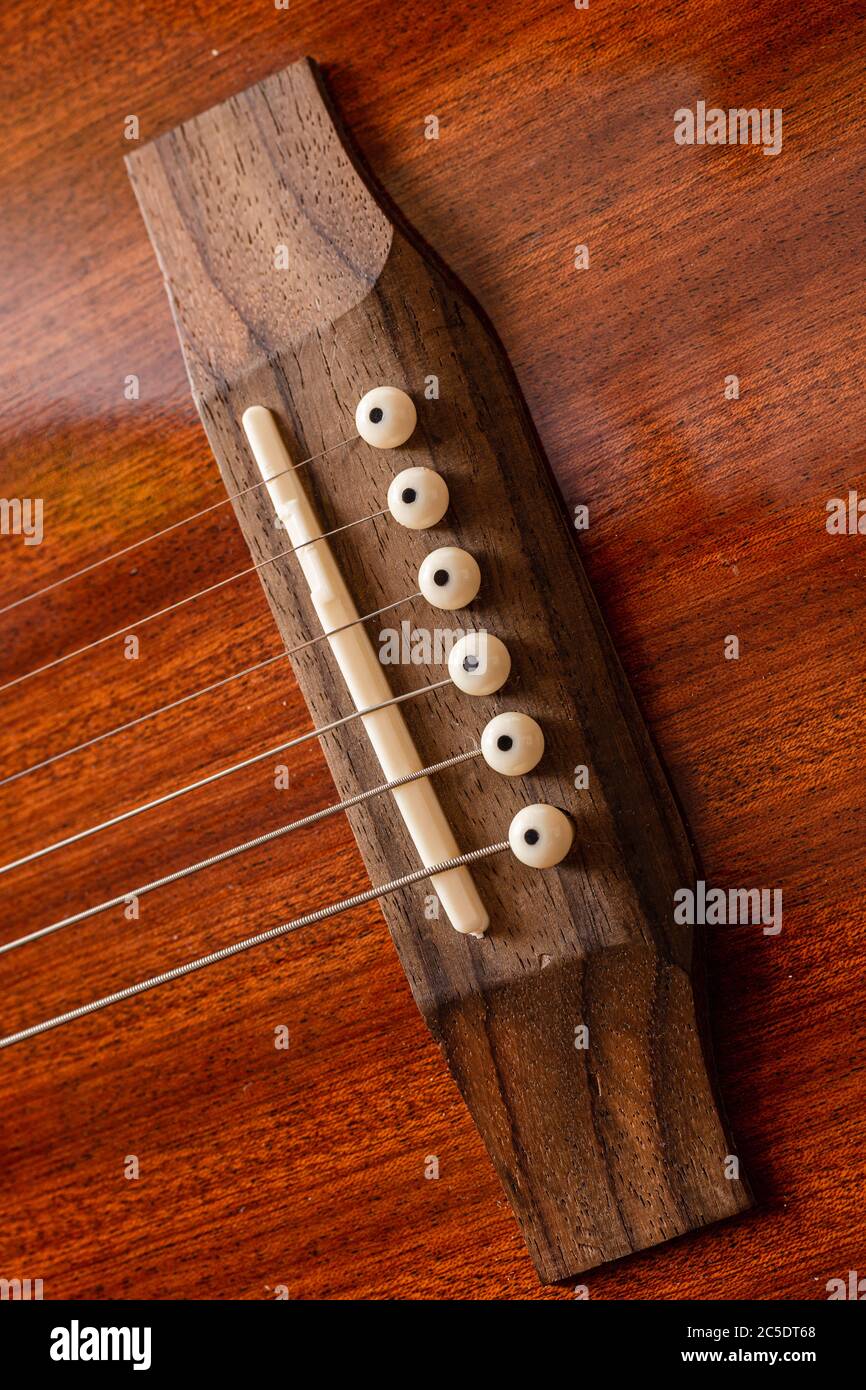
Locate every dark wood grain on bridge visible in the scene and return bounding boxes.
[0,0,862,1299]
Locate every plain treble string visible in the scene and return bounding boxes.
[0,591,421,789]
[0,504,388,697]
[0,432,358,618]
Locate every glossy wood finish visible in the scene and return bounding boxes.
[0,0,863,1299]
[125,57,751,1281]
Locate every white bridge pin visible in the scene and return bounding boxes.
[0,799,575,1050]
[481,712,545,775]
[509,804,574,868]
[418,547,481,610]
[2,710,549,958]
[448,631,511,696]
[356,386,417,449]
[387,467,449,530]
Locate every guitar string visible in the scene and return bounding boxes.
[0,748,481,956]
[0,432,358,617]
[0,842,509,1051]
[0,506,389,696]
[0,591,421,789]
[0,678,452,876]
[0,419,489,1045]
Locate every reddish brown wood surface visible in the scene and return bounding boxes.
[0,0,863,1299]
[125,57,755,1282]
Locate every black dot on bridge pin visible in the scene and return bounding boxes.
[369,407,384,423]
[401,487,417,504]
[524,829,540,846]
[497,735,513,751]
[463,655,480,672]
[433,569,449,587]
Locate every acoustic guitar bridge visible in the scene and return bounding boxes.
[126,56,752,1283]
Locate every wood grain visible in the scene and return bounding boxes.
[0,0,862,1300]
[124,58,751,1281]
